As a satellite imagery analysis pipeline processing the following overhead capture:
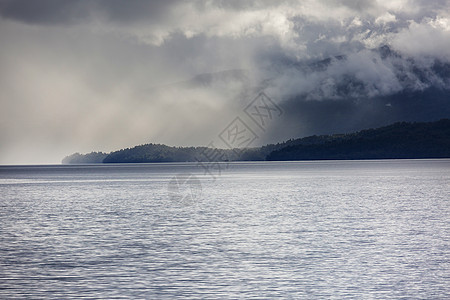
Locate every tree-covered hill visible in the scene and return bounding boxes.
[62,119,450,164]
[267,119,450,161]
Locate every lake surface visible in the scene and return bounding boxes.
[0,160,449,299]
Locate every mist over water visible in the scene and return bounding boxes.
[1,160,449,298]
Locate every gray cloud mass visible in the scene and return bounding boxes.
[0,0,449,164]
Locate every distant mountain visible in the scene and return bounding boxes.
[62,119,450,164]
[263,45,450,142]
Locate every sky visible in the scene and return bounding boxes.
[0,0,450,164]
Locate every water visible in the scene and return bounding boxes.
[0,160,449,299]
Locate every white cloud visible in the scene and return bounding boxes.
[375,12,396,25]
[391,18,450,60]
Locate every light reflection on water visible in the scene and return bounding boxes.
[0,160,449,299]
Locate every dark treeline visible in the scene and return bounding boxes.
[62,145,274,164]
[62,119,450,164]
[268,118,450,160]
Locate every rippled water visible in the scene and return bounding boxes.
[0,160,449,299]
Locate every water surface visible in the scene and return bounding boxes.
[0,160,449,298]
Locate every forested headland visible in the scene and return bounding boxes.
[62,119,450,164]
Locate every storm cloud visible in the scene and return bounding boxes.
[0,0,449,164]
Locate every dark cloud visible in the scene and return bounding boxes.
[0,0,177,25]
[333,0,374,12]
[0,0,89,25]
[93,0,178,23]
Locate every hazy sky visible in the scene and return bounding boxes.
[1,0,450,164]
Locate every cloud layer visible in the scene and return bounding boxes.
[0,0,449,163]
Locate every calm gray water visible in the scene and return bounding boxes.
[0,160,449,299]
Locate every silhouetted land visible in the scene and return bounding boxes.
[62,119,450,164]
[267,118,450,160]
